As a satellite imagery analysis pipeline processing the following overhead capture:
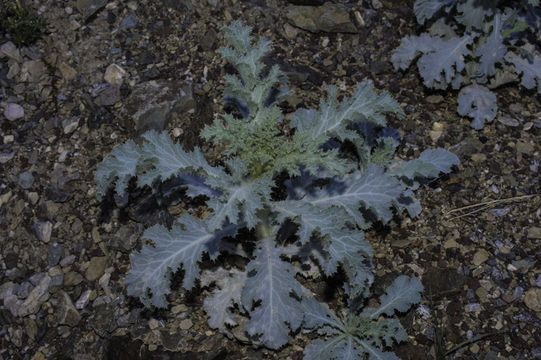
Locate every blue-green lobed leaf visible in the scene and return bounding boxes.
[125,215,237,308]
[241,237,304,349]
[96,140,140,200]
[457,84,498,129]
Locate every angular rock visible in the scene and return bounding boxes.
[20,60,46,83]
[104,64,126,86]
[33,221,52,243]
[63,271,84,286]
[528,227,541,239]
[286,3,358,33]
[47,243,64,266]
[95,84,121,106]
[75,289,92,309]
[18,171,34,189]
[59,62,77,81]
[199,28,217,51]
[62,117,80,134]
[0,41,23,62]
[472,249,489,266]
[18,275,51,317]
[4,103,24,121]
[119,13,138,30]
[120,80,195,133]
[57,291,81,327]
[85,256,108,281]
[524,288,541,312]
[76,0,107,21]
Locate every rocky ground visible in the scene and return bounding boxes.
[1,0,540,359]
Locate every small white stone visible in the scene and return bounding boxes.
[4,103,24,121]
[104,64,127,86]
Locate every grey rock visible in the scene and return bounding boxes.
[200,28,217,51]
[75,289,92,309]
[23,318,38,341]
[20,60,46,83]
[33,221,52,243]
[63,271,84,286]
[95,84,120,106]
[0,282,16,300]
[4,294,19,317]
[48,267,64,287]
[286,3,358,33]
[449,137,483,158]
[119,13,138,30]
[85,256,108,281]
[498,115,520,127]
[76,0,107,21]
[28,273,46,287]
[8,327,23,347]
[121,80,195,134]
[91,303,118,336]
[47,243,64,266]
[287,0,325,4]
[62,117,80,134]
[4,252,18,269]
[516,141,534,155]
[465,303,481,312]
[18,275,51,317]
[60,254,76,267]
[0,152,15,163]
[16,282,33,298]
[161,0,192,10]
[4,103,24,121]
[109,224,142,253]
[57,291,81,327]
[18,171,34,189]
[104,64,126,85]
[0,41,23,62]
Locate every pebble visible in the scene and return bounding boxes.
[523,288,541,312]
[47,243,63,266]
[18,171,34,189]
[179,318,193,330]
[104,64,126,86]
[148,318,161,330]
[63,271,84,286]
[498,115,519,127]
[33,221,52,243]
[470,153,487,162]
[285,3,358,33]
[0,152,14,163]
[18,275,51,317]
[75,290,92,309]
[426,95,443,104]
[0,41,22,61]
[171,304,189,314]
[62,118,80,134]
[472,249,489,266]
[59,62,77,81]
[516,141,534,155]
[4,103,24,121]
[60,254,76,267]
[465,303,481,312]
[119,13,138,30]
[527,227,541,239]
[283,23,299,39]
[24,318,38,341]
[76,0,108,21]
[57,291,81,327]
[85,256,108,281]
